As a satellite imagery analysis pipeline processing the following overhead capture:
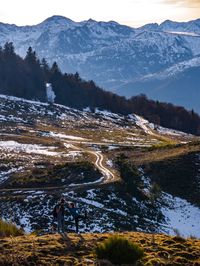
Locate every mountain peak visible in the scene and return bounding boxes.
[87,18,97,23]
[160,19,177,28]
[162,19,173,24]
[159,18,200,34]
[39,15,76,27]
[138,22,159,31]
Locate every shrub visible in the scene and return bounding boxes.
[95,235,144,265]
[149,182,161,203]
[172,235,186,243]
[0,219,24,237]
[116,155,142,196]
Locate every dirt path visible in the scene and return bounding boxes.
[64,142,116,186]
[0,141,118,196]
[89,150,115,181]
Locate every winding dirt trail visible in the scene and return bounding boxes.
[63,142,116,186]
[88,150,115,182]
[0,141,118,196]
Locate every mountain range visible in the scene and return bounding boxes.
[0,16,200,112]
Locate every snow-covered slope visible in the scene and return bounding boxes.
[115,56,200,112]
[139,18,200,35]
[160,18,200,35]
[141,56,200,80]
[0,94,199,237]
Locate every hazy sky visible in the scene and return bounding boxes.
[0,0,200,27]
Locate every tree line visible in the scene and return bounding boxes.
[0,42,200,135]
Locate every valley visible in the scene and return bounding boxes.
[0,94,200,237]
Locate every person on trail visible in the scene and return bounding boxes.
[53,198,65,233]
[68,202,87,234]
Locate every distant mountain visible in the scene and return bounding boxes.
[115,56,200,113]
[139,18,200,34]
[0,16,200,112]
[160,18,200,34]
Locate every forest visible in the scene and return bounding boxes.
[0,42,200,135]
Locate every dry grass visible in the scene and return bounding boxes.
[113,142,200,166]
[0,220,24,237]
[0,232,200,265]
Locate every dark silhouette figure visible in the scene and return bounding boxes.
[68,202,87,234]
[53,198,65,233]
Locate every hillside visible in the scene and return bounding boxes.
[0,232,200,265]
[1,94,200,238]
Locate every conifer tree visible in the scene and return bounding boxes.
[3,42,15,56]
[51,62,61,75]
[25,47,37,65]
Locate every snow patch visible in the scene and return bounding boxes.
[166,31,200,37]
[161,193,200,238]
[155,125,189,137]
[42,131,87,140]
[129,114,153,135]
[83,107,91,112]
[0,140,61,156]
[46,83,55,103]
[0,94,48,106]
[0,166,24,184]
[68,176,104,187]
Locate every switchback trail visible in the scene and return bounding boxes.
[63,143,116,186]
[0,142,118,196]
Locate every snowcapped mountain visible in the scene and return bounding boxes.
[115,56,200,112]
[139,18,200,35]
[160,18,200,34]
[0,16,200,111]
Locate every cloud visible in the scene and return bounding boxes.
[161,0,200,7]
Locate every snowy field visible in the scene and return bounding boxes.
[161,193,200,238]
[0,140,61,156]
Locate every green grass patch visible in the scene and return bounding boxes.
[95,235,145,265]
[147,142,180,151]
[0,219,24,237]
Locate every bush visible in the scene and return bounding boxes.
[95,235,144,265]
[116,155,142,196]
[0,219,24,237]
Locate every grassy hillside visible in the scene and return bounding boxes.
[0,232,200,265]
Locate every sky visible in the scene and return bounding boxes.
[0,0,200,27]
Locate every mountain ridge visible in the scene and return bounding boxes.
[1,15,200,30]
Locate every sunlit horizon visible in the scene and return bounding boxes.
[0,0,200,28]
